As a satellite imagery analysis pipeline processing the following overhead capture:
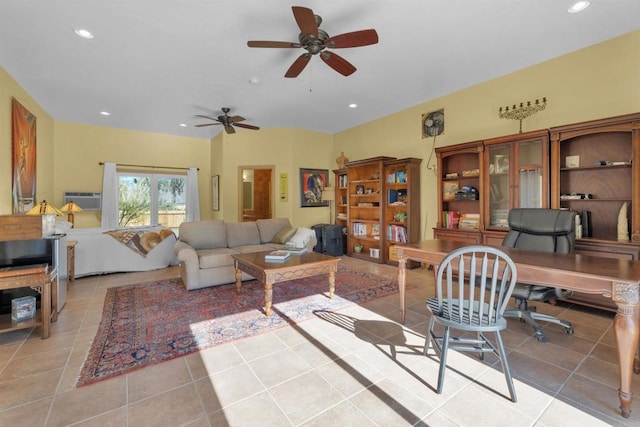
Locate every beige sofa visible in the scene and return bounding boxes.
[174,218,317,290]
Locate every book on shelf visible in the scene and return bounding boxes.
[442,211,461,229]
[388,189,398,204]
[264,250,291,261]
[459,213,480,229]
[387,224,407,242]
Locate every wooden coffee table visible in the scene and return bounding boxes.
[231,251,340,316]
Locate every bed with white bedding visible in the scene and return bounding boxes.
[62,224,178,278]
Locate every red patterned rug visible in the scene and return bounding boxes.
[77,264,400,387]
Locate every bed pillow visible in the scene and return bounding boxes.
[55,221,73,233]
[271,227,297,244]
[287,227,315,249]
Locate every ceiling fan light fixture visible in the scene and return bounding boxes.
[74,28,94,39]
[568,1,590,13]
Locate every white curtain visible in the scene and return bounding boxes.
[101,162,119,229]
[185,167,200,222]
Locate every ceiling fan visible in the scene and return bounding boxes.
[247,6,379,78]
[195,108,260,134]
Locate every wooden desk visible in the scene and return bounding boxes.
[396,239,640,419]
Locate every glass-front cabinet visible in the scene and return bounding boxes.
[483,129,550,232]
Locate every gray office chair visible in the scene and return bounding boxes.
[502,208,575,343]
[425,245,518,402]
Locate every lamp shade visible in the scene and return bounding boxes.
[321,187,335,202]
[60,201,84,213]
[26,200,62,216]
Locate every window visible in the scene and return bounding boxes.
[117,172,186,230]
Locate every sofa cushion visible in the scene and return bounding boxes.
[256,218,292,243]
[233,244,280,254]
[271,227,297,244]
[197,247,237,269]
[287,227,316,249]
[179,219,227,250]
[227,222,261,248]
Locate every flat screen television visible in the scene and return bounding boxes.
[0,239,52,268]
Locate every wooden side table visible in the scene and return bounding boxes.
[0,265,57,339]
[67,240,77,281]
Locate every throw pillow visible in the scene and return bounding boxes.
[271,227,297,244]
[287,227,315,249]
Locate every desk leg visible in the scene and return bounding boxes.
[399,258,407,324]
[613,290,640,418]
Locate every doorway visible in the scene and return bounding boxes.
[239,166,274,222]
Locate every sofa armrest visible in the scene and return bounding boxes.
[174,241,201,289]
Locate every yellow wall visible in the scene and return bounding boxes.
[53,122,211,228]
[333,29,640,239]
[212,128,333,228]
[0,68,55,214]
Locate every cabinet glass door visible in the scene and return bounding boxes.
[488,145,510,228]
[517,140,544,208]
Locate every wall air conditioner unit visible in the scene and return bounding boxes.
[63,192,102,211]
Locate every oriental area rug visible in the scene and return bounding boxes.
[77,264,400,387]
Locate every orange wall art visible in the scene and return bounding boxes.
[11,98,37,214]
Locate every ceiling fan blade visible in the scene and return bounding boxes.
[224,125,236,134]
[234,123,260,130]
[195,123,221,127]
[325,29,379,48]
[195,114,220,121]
[292,6,318,38]
[247,41,301,48]
[320,51,356,76]
[285,53,311,78]
[228,115,245,123]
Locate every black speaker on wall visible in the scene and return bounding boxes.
[581,211,592,238]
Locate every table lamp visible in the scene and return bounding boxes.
[60,201,83,228]
[26,200,62,235]
[321,187,335,224]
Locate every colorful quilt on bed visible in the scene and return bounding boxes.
[103,228,175,257]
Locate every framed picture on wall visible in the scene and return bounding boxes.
[212,175,220,211]
[299,168,329,207]
[11,98,37,214]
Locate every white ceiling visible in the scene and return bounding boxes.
[1,1,639,138]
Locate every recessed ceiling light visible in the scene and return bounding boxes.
[249,77,260,85]
[100,111,110,116]
[179,123,187,127]
[349,103,358,108]
[568,1,590,13]
[74,28,94,39]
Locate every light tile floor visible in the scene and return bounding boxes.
[1,257,639,426]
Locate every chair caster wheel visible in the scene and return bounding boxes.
[565,327,574,335]
[536,334,548,343]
